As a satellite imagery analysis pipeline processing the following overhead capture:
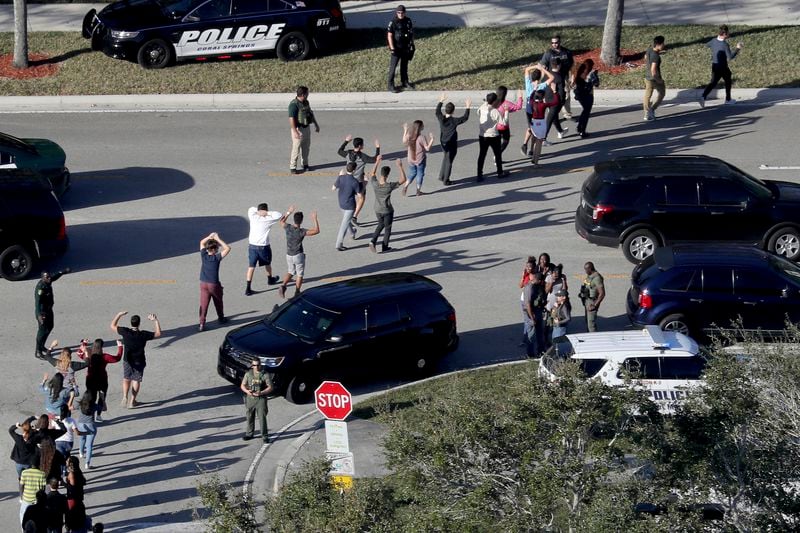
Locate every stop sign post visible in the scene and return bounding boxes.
[315,381,355,487]
[315,381,353,421]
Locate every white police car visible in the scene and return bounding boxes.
[82,0,346,69]
[539,326,707,414]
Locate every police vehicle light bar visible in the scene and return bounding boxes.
[644,325,671,350]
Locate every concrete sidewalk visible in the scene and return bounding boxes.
[0,0,798,32]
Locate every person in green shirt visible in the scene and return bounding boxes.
[288,86,320,174]
[240,359,273,443]
[19,457,46,526]
[643,35,666,121]
[580,262,605,332]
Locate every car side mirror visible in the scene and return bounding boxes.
[182,13,198,21]
[326,335,343,343]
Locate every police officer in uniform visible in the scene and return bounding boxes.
[240,358,273,442]
[386,5,415,93]
[580,262,605,332]
[34,268,70,359]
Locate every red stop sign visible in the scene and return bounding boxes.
[315,381,353,421]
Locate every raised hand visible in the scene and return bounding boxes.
[345,134,353,142]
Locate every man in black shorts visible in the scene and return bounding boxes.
[110,311,161,409]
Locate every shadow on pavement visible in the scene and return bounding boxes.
[62,167,195,210]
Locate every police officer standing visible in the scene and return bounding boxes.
[240,358,273,443]
[34,268,70,359]
[580,262,605,332]
[288,85,319,175]
[387,5,415,94]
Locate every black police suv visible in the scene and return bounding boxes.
[626,245,800,338]
[82,0,346,69]
[575,155,800,264]
[0,171,68,281]
[218,273,459,403]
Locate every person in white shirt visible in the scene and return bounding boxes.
[476,93,509,182]
[245,203,283,296]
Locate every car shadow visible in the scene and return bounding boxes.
[61,167,195,210]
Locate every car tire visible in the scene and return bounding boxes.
[0,245,34,281]
[81,9,97,39]
[659,314,690,336]
[622,229,659,264]
[276,31,311,62]
[768,227,800,261]
[137,38,174,69]
[285,371,318,404]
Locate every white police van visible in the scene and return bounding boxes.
[539,326,706,414]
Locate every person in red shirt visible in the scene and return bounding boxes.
[529,87,560,167]
[77,338,123,422]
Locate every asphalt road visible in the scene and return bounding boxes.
[1,101,798,527]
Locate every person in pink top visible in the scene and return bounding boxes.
[495,86,524,154]
[401,120,434,196]
[77,338,123,422]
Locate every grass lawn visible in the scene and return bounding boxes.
[0,25,798,95]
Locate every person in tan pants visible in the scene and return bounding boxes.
[288,86,320,174]
[643,35,666,121]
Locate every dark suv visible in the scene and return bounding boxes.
[575,155,800,263]
[626,245,800,337]
[217,273,459,403]
[0,171,69,281]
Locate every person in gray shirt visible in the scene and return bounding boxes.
[700,25,743,106]
[277,205,320,299]
[337,135,380,226]
[369,157,407,254]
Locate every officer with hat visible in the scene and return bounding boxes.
[387,5,415,93]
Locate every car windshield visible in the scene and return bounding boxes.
[726,162,773,200]
[0,132,35,154]
[156,0,206,17]
[267,298,338,342]
[768,254,800,281]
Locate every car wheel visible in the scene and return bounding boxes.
[0,245,34,281]
[768,228,800,261]
[659,314,690,336]
[137,39,174,69]
[276,31,311,62]
[81,9,97,39]
[622,229,659,264]
[285,372,318,404]
[409,352,436,378]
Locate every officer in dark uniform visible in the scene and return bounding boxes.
[34,268,70,359]
[386,5,415,93]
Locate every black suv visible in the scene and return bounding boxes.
[218,273,459,403]
[0,171,69,281]
[575,155,800,263]
[626,245,800,337]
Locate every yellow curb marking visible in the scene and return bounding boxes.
[80,279,177,286]
[571,273,629,280]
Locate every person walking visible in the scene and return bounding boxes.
[529,87,560,167]
[700,25,743,106]
[40,373,74,418]
[550,289,572,339]
[521,64,555,156]
[540,34,574,120]
[277,205,320,299]
[386,4,415,93]
[73,392,97,470]
[477,93,507,182]
[544,58,569,141]
[244,203,282,296]
[44,342,88,396]
[19,457,47,526]
[495,86,524,154]
[337,135,380,226]
[9,417,38,479]
[110,311,161,408]
[402,120,434,196]
[573,59,600,137]
[333,162,364,251]
[580,262,605,332]
[435,95,470,186]
[54,404,79,461]
[198,232,231,331]
[64,456,85,512]
[240,358,273,443]
[643,35,666,121]
[288,86,319,174]
[77,338,123,422]
[45,477,68,533]
[34,269,70,359]
[369,158,407,254]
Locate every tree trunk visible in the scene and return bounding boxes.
[600,0,624,67]
[13,0,29,69]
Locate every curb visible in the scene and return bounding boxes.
[1,88,799,113]
[263,357,528,496]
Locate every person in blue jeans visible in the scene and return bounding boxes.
[332,162,363,251]
[401,120,434,196]
[522,272,546,358]
[73,392,97,470]
[550,289,572,340]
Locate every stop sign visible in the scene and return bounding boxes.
[315,381,353,421]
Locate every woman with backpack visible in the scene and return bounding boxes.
[529,85,561,168]
[40,373,74,417]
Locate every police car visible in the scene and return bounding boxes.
[539,326,707,414]
[82,0,346,69]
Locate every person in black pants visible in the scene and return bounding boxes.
[700,25,743,106]
[476,93,507,182]
[544,58,568,140]
[572,59,600,138]
[386,5,415,93]
[369,158,407,254]
[435,94,471,185]
[34,269,70,359]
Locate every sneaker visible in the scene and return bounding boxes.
[520,144,528,157]
[369,242,377,254]
[563,112,573,120]
[557,127,569,139]
[218,316,229,324]
[243,434,254,441]
[336,245,347,251]
[542,140,552,147]
[498,170,510,178]
[244,288,254,296]
[578,132,590,138]
[94,414,103,423]
[389,86,401,94]
[289,168,301,175]
[268,275,279,285]
[527,148,534,156]
[698,96,706,108]
[198,323,205,332]
[79,450,83,459]
[416,190,426,196]
[647,109,655,120]
[402,82,416,90]
[724,99,737,105]
[84,462,91,470]
[278,285,286,299]
[381,246,393,253]
[644,114,654,122]
[443,179,452,186]
[303,165,311,172]
[349,225,357,239]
